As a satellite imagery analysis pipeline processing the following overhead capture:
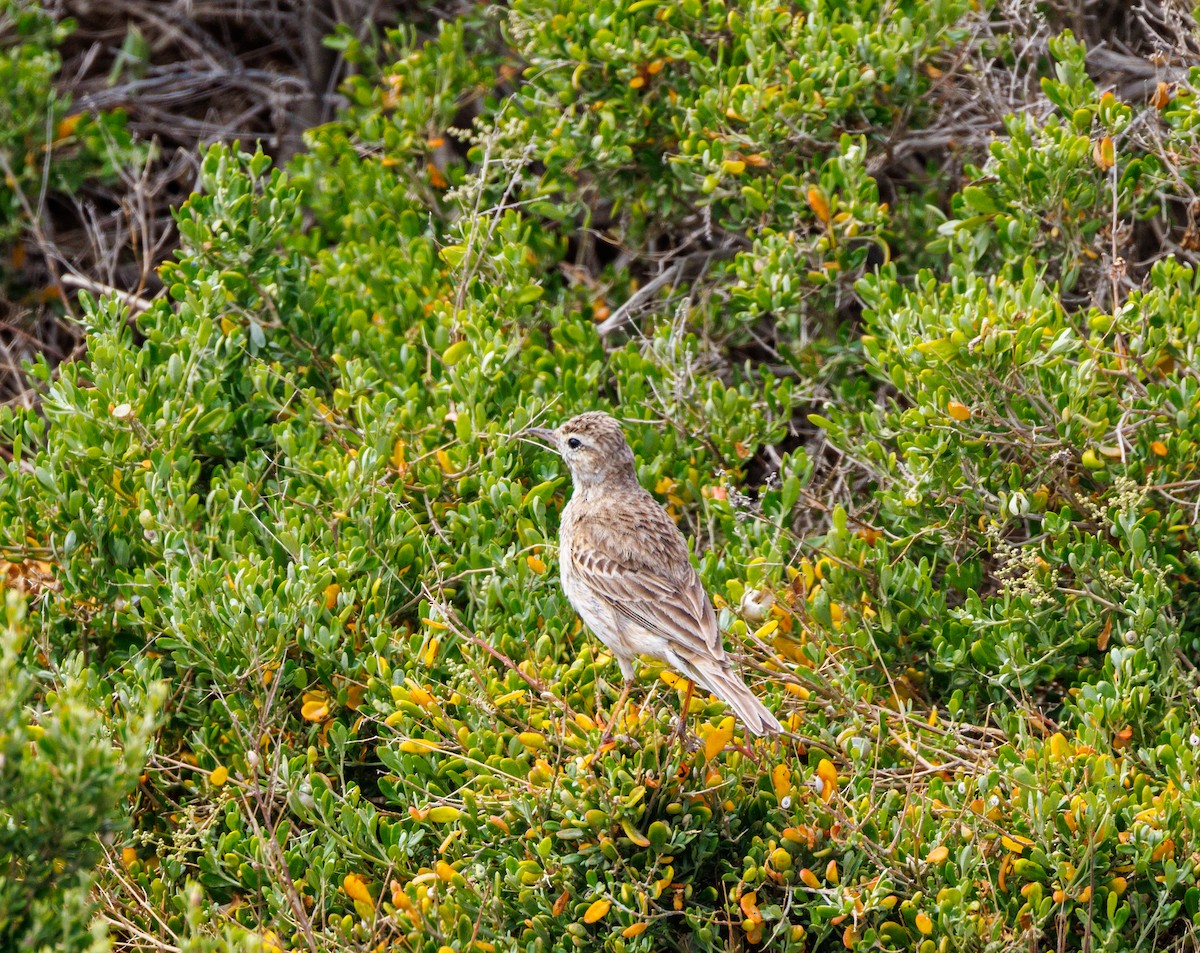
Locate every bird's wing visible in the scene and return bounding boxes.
[568,490,723,659]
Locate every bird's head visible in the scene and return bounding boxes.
[523,411,639,487]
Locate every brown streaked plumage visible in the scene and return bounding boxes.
[524,411,781,738]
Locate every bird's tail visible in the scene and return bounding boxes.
[687,659,782,737]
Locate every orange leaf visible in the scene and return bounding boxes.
[324,583,341,610]
[915,912,933,935]
[583,898,611,923]
[621,922,648,938]
[1151,81,1170,110]
[771,763,792,800]
[926,845,949,864]
[343,873,373,906]
[807,187,830,224]
[553,889,570,916]
[1150,440,1168,457]
[1093,136,1115,171]
[427,163,448,189]
[55,114,81,140]
[947,400,971,421]
[815,759,837,802]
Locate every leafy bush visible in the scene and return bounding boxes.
[2,2,1200,952]
[0,0,137,245]
[0,590,158,952]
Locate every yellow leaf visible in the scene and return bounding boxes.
[437,449,455,474]
[301,698,330,722]
[1093,135,1115,171]
[629,75,645,89]
[526,555,546,574]
[721,159,746,175]
[1001,834,1031,854]
[915,912,933,935]
[343,873,373,906]
[926,845,949,864]
[799,867,821,889]
[408,684,434,707]
[660,670,685,690]
[947,400,971,421]
[807,187,830,224]
[703,716,735,761]
[825,859,839,884]
[260,931,286,953]
[583,898,611,923]
[121,847,138,867]
[621,922,648,938]
[210,765,229,787]
[435,860,457,882]
[399,738,440,753]
[620,818,650,847]
[324,583,341,610]
[518,731,546,750]
[427,806,462,823]
[772,763,792,800]
[816,759,837,802]
[1049,732,1072,759]
[392,439,408,475]
[754,618,779,639]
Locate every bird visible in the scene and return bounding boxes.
[523,411,781,738]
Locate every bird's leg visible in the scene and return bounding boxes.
[600,677,634,744]
[600,659,637,744]
[671,679,695,746]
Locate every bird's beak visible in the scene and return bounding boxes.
[521,426,558,448]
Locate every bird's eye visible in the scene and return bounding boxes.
[566,437,582,450]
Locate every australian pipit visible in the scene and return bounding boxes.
[524,412,781,738]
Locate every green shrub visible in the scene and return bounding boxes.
[0,590,159,952]
[0,0,138,246]
[2,2,1200,952]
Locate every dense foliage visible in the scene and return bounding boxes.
[2,1,1199,951]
